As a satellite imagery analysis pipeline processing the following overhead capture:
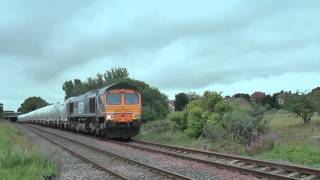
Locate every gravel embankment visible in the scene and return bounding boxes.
[25,124,258,180]
[16,124,119,180]
[30,127,184,180]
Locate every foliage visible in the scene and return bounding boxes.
[0,123,58,179]
[62,67,169,122]
[105,67,129,79]
[221,110,256,143]
[261,95,279,109]
[245,132,276,155]
[185,105,208,137]
[309,87,320,114]
[221,103,264,140]
[284,93,315,124]
[18,97,49,113]
[187,92,201,102]
[174,93,189,111]
[233,93,251,102]
[181,91,225,138]
[138,110,320,168]
[141,119,174,134]
[256,143,320,169]
[0,103,3,118]
[168,111,187,131]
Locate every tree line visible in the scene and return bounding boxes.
[62,67,169,122]
[173,88,320,125]
[17,67,169,122]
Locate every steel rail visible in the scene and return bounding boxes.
[134,140,320,177]
[105,139,319,180]
[26,126,127,180]
[27,125,193,180]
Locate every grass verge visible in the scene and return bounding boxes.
[0,121,58,180]
[136,112,320,168]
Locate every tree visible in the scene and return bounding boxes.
[62,67,169,122]
[233,93,251,102]
[175,93,189,111]
[309,87,320,114]
[284,93,315,124]
[261,95,278,109]
[62,80,74,100]
[187,92,201,101]
[105,67,129,80]
[0,103,3,118]
[18,97,49,114]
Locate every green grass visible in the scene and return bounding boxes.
[256,143,320,169]
[137,112,320,168]
[254,112,320,168]
[136,126,246,155]
[0,121,58,180]
[136,131,210,149]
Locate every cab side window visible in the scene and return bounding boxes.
[89,97,96,113]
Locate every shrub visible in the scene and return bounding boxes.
[141,105,157,123]
[221,110,255,143]
[246,132,277,155]
[202,122,226,141]
[168,111,187,131]
[200,91,223,112]
[141,119,174,134]
[185,104,207,138]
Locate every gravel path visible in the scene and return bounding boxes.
[25,124,258,180]
[16,124,119,180]
[29,126,186,180]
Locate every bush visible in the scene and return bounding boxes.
[184,103,207,138]
[168,112,187,131]
[246,132,276,155]
[257,143,320,168]
[221,110,255,143]
[202,122,226,141]
[141,106,157,123]
[200,91,223,112]
[141,119,174,134]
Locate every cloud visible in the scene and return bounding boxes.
[0,0,320,110]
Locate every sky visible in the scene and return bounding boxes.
[0,0,320,111]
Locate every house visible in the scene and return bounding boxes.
[251,91,266,102]
[168,101,175,112]
[274,91,290,106]
[0,103,3,117]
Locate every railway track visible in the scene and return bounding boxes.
[107,139,320,180]
[26,125,193,180]
[26,126,126,180]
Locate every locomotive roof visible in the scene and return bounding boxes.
[68,82,138,102]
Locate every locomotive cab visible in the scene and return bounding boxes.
[105,89,141,122]
[102,88,142,138]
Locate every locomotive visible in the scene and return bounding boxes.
[18,82,142,138]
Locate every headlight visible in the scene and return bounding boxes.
[134,114,141,119]
[106,114,112,120]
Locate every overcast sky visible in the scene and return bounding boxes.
[1,0,320,111]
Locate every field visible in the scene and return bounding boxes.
[0,121,58,180]
[254,112,320,168]
[136,112,320,168]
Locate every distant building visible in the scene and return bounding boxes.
[274,91,290,106]
[3,110,21,122]
[168,101,176,112]
[251,91,266,102]
[226,96,251,108]
[0,103,3,117]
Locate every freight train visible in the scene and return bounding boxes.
[17,82,142,138]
